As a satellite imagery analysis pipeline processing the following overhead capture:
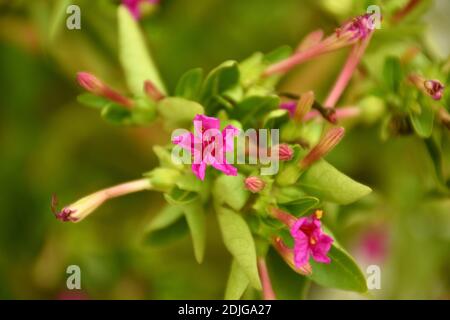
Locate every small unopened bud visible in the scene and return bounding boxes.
[144,80,165,101]
[409,74,445,101]
[277,144,294,161]
[300,127,345,169]
[424,80,444,100]
[294,91,315,122]
[244,176,266,193]
[77,72,105,94]
[77,72,133,108]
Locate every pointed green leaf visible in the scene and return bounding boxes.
[267,248,310,300]
[143,206,189,246]
[157,97,204,129]
[175,68,203,100]
[298,160,372,205]
[77,93,110,109]
[118,5,166,97]
[183,200,206,264]
[213,174,249,211]
[309,245,367,293]
[383,56,402,93]
[216,207,261,290]
[232,95,280,128]
[201,61,240,111]
[164,186,198,205]
[224,259,250,300]
[409,97,435,138]
[278,196,320,217]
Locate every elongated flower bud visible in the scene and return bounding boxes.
[294,91,315,122]
[144,80,165,101]
[52,178,152,222]
[273,237,312,276]
[77,72,133,108]
[300,127,345,169]
[244,176,266,193]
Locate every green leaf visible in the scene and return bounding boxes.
[164,186,198,205]
[232,95,280,128]
[101,103,132,125]
[101,100,156,126]
[263,45,292,64]
[157,97,204,129]
[216,207,261,289]
[175,68,203,100]
[278,197,320,217]
[183,200,206,263]
[143,206,189,246]
[267,248,310,299]
[409,96,435,138]
[201,61,240,111]
[424,136,446,186]
[224,259,250,300]
[298,160,372,205]
[153,145,183,170]
[213,174,249,211]
[118,5,166,97]
[77,93,110,109]
[239,52,265,87]
[309,245,367,293]
[383,56,402,93]
[144,168,181,192]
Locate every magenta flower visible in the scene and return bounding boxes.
[290,212,333,268]
[123,0,159,20]
[280,101,297,117]
[172,115,239,180]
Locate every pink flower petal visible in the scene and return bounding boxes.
[192,162,207,180]
[293,231,310,268]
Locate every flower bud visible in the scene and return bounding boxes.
[144,80,165,101]
[244,176,266,193]
[77,71,133,108]
[273,237,312,276]
[277,144,293,161]
[300,127,345,169]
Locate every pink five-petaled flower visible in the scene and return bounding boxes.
[172,115,239,181]
[123,0,159,20]
[271,208,333,271]
[290,210,333,268]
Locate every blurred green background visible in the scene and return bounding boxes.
[0,0,449,299]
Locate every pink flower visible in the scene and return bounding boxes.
[123,0,159,20]
[280,101,297,117]
[290,211,333,268]
[172,115,239,180]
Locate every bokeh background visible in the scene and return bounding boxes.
[0,0,449,299]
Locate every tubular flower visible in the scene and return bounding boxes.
[123,0,160,20]
[172,115,239,180]
[264,13,377,75]
[77,72,133,108]
[51,179,152,223]
[300,127,345,169]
